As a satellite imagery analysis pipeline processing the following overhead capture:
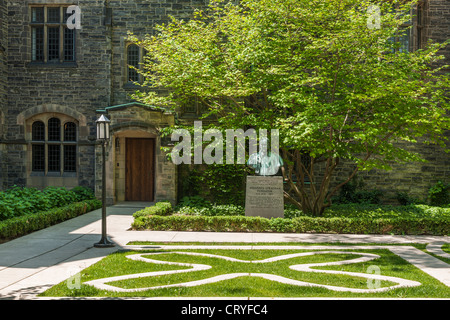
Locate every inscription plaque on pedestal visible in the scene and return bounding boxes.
[245,176,284,218]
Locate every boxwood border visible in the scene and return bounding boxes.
[131,214,449,235]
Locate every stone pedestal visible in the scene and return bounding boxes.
[245,176,284,218]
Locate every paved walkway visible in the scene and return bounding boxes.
[0,202,448,299]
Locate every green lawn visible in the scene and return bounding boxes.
[41,246,450,298]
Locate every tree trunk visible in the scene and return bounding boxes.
[281,149,344,217]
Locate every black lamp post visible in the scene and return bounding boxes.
[94,114,115,248]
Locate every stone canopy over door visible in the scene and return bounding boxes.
[96,103,177,205]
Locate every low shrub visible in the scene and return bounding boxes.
[428,181,449,207]
[172,202,450,220]
[154,201,173,215]
[132,215,271,232]
[133,201,173,218]
[131,214,449,235]
[42,186,78,207]
[0,199,101,240]
[323,203,450,219]
[193,204,245,216]
[71,186,96,201]
[176,196,212,208]
[395,192,420,206]
[0,186,97,221]
[132,197,450,235]
[332,176,383,205]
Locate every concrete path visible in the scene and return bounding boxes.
[0,202,448,299]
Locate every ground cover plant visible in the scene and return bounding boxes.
[173,197,450,219]
[0,186,96,221]
[41,246,450,298]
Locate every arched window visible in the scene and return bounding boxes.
[48,117,61,141]
[30,116,78,174]
[32,121,45,141]
[64,121,76,141]
[127,44,140,82]
[63,122,77,172]
[32,121,45,172]
[47,118,61,172]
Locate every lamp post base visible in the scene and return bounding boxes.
[94,237,115,248]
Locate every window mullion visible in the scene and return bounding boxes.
[44,122,47,175]
[60,142,64,175]
[139,48,142,84]
[60,123,64,174]
[44,143,48,175]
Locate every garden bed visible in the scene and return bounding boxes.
[130,201,450,236]
[0,186,101,241]
[0,199,101,241]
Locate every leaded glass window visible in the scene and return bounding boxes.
[64,145,77,172]
[30,6,76,63]
[48,118,61,141]
[47,27,60,61]
[127,44,140,82]
[32,121,45,141]
[30,117,78,174]
[32,145,45,172]
[48,144,61,172]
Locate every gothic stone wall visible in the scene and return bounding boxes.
[0,0,7,188]
[107,0,208,106]
[424,0,450,70]
[328,138,450,204]
[4,0,111,190]
[2,0,206,194]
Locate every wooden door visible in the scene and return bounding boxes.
[125,138,155,201]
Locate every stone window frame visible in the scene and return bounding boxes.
[389,3,415,53]
[29,5,76,64]
[0,110,3,139]
[415,1,425,50]
[27,113,79,177]
[182,96,201,116]
[180,95,215,118]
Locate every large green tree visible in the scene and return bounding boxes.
[129,0,449,216]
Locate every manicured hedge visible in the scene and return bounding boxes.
[131,214,449,235]
[133,201,173,218]
[0,199,101,240]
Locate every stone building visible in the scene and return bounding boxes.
[0,0,209,205]
[0,0,448,205]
